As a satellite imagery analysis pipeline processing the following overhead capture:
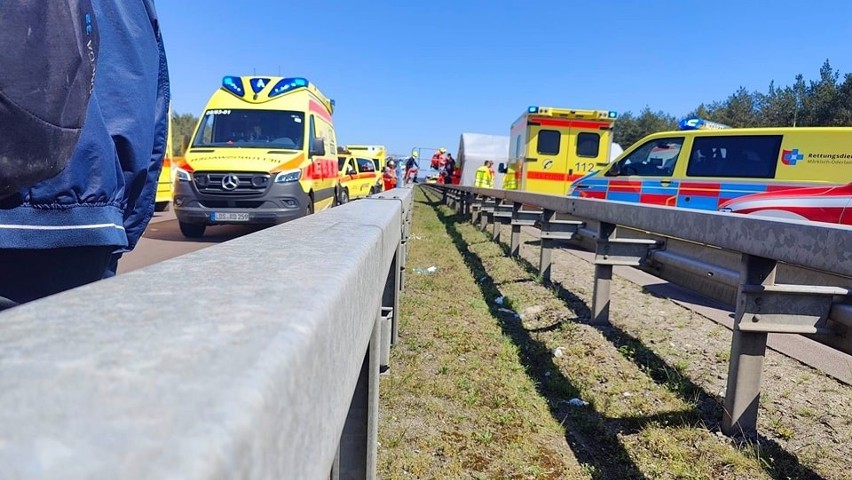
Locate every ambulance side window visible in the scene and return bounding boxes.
[308,116,316,156]
[606,137,684,177]
[356,157,375,173]
[537,130,560,155]
[577,133,600,158]
[686,135,781,178]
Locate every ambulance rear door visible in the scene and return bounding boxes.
[566,121,610,192]
[522,119,569,195]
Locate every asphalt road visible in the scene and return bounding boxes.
[117,209,264,274]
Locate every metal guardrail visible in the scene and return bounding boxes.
[0,187,413,480]
[430,184,852,437]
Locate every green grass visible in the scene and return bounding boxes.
[378,188,847,480]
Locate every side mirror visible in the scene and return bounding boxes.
[347,167,357,176]
[310,138,326,157]
[498,163,507,174]
[605,161,622,177]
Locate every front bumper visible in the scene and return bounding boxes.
[173,178,309,226]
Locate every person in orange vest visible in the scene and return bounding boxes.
[430,147,446,170]
[382,159,398,190]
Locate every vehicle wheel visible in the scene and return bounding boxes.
[154,201,170,212]
[305,197,314,216]
[179,221,206,238]
[339,188,349,205]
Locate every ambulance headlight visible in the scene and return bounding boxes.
[175,168,192,182]
[274,169,301,183]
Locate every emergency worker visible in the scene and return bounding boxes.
[404,152,419,184]
[383,160,398,190]
[474,160,494,188]
[431,147,447,170]
[443,153,456,184]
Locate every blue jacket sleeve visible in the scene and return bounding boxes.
[123,9,169,252]
[103,0,170,253]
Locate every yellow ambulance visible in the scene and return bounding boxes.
[345,145,386,171]
[570,126,852,210]
[173,76,338,238]
[501,106,618,195]
[337,151,381,202]
[154,109,174,212]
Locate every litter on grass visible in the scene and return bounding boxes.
[413,266,438,275]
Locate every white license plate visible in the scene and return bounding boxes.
[211,212,250,222]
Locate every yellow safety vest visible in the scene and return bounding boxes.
[474,166,492,188]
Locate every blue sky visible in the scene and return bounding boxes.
[157,0,852,155]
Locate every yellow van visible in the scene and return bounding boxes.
[501,106,618,195]
[570,127,852,210]
[337,153,380,202]
[346,145,386,173]
[173,75,338,237]
[154,109,174,212]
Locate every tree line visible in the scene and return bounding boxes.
[168,60,852,155]
[613,60,852,147]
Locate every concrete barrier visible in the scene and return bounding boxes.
[0,187,413,480]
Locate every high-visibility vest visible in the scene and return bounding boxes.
[474,166,492,188]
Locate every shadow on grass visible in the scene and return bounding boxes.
[419,189,645,479]
[419,188,825,480]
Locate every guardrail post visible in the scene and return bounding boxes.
[480,197,495,233]
[441,188,448,205]
[722,254,776,437]
[539,209,556,282]
[470,195,483,226]
[335,316,381,479]
[510,202,522,257]
[491,202,511,244]
[510,204,541,258]
[592,222,616,325]
[539,210,582,283]
[383,245,401,346]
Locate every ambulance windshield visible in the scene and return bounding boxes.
[192,109,305,149]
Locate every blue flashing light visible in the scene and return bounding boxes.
[528,106,539,113]
[678,117,731,131]
[608,111,618,119]
[269,77,310,98]
[222,76,245,97]
[249,77,271,94]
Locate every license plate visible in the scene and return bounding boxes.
[211,212,250,222]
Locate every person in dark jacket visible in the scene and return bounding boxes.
[0,0,169,310]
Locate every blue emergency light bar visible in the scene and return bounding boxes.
[269,77,310,98]
[222,76,245,97]
[249,77,271,94]
[528,106,539,113]
[608,111,618,118]
[679,117,731,131]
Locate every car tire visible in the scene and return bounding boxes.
[339,188,349,205]
[179,221,205,238]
